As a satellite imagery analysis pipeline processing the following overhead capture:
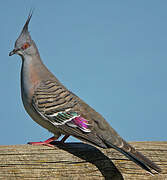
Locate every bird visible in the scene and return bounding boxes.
[9,11,161,175]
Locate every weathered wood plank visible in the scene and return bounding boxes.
[0,141,166,180]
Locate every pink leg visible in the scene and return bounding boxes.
[28,136,57,147]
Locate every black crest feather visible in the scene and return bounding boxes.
[21,9,34,34]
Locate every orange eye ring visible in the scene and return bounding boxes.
[21,42,30,50]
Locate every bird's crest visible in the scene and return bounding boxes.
[15,9,34,48]
[21,10,33,35]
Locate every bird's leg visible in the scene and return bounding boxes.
[50,135,70,146]
[60,135,70,144]
[28,136,57,147]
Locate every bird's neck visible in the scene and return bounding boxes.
[21,53,50,101]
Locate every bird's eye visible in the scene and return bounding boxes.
[21,42,30,50]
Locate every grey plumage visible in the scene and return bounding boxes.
[9,12,161,174]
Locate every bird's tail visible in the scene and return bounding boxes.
[104,139,161,174]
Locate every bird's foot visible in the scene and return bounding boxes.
[28,135,70,147]
[28,136,57,147]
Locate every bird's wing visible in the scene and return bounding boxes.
[32,80,91,131]
[32,80,105,144]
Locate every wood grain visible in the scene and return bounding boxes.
[0,141,166,180]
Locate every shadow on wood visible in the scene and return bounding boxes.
[52,142,124,180]
[0,141,166,179]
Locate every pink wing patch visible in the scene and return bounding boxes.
[67,116,91,132]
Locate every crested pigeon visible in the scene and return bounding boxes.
[9,12,161,174]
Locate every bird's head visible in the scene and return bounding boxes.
[9,11,37,58]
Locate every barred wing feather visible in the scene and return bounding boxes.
[32,80,91,133]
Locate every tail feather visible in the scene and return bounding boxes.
[104,139,161,174]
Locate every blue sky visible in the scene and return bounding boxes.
[1,1,166,145]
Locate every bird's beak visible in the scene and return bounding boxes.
[9,49,17,56]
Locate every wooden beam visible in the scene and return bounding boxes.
[0,141,166,179]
